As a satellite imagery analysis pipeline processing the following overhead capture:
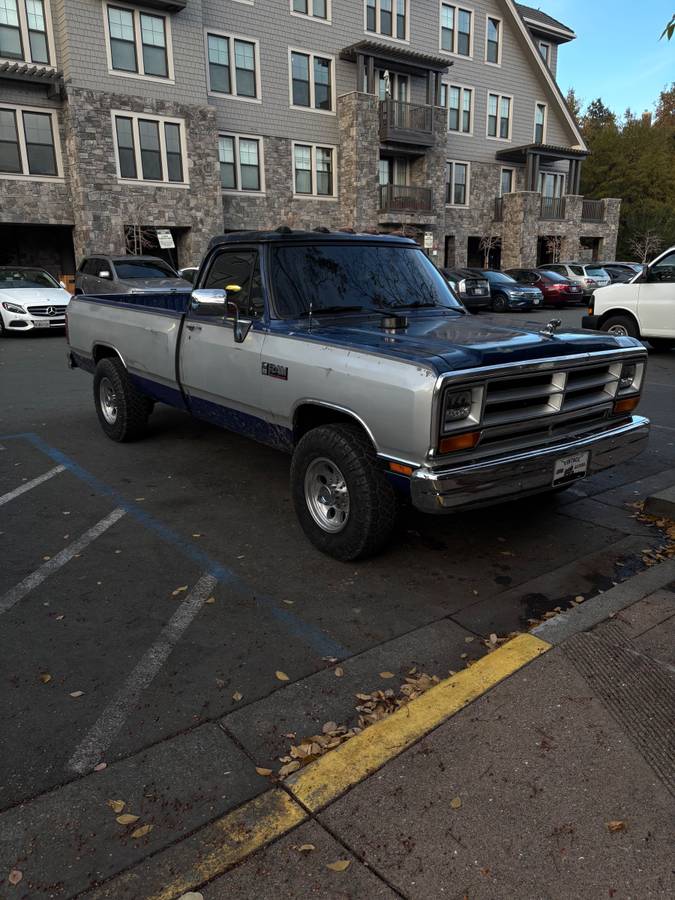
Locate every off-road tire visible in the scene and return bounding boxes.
[291,423,397,561]
[93,357,152,442]
[600,314,639,339]
[492,292,508,313]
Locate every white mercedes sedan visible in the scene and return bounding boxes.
[0,267,72,335]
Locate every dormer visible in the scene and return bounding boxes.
[514,2,576,79]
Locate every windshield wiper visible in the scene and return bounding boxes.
[393,301,441,309]
[301,305,367,316]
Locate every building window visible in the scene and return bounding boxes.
[500,167,513,195]
[291,0,329,21]
[366,0,407,41]
[538,41,550,65]
[112,111,187,184]
[0,104,60,177]
[0,0,52,65]
[446,160,469,206]
[440,4,472,57]
[207,32,260,99]
[218,134,263,192]
[486,15,501,65]
[487,92,511,140]
[105,5,172,80]
[534,102,547,143]
[289,49,334,112]
[441,83,472,134]
[293,142,335,197]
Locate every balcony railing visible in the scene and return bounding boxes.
[494,197,504,221]
[379,184,433,213]
[379,99,434,147]
[540,196,566,220]
[581,199,605,223]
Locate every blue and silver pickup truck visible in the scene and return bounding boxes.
[67,229,650,560]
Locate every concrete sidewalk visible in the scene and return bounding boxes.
[198,585,675,900]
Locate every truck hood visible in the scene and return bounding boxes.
[120,277,192,292]
[292,312,640,373]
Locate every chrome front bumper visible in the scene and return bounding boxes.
[410,416,650,513]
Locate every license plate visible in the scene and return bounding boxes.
[553,451,589,486]
[32,320,49,328]
[471,289,485,296]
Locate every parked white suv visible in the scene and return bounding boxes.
[583,246,675,352]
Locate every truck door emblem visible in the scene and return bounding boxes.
[262,362,288,380]
[541,318,561,337]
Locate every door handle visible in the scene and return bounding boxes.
[186,323,201,332]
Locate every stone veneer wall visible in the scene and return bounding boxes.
[63,87,222,264]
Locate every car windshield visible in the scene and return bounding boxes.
[586,266,608,278]
[114,259,177,279]
[485,271,517,284]
[0,268,60,289]
[270,243,464,318]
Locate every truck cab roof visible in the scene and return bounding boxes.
[207,229,417,250]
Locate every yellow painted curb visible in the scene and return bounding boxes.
[286,632,550,812]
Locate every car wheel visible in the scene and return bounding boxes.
[600,315,639,339]
[648,338,674,352]
[492,292,508,313]
[0,314,6,337]
[93,357,153,442]
[291,423,397,561]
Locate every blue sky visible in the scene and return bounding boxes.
[541,0,674,116]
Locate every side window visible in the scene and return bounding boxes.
[203,249,263,317]
[570,265,584,276]
[650,252,675,283]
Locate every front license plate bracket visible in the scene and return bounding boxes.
[553,451,590,486]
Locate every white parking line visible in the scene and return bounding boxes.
[68,571,218,774]
[0,507,126,615]
[0,465,66,507]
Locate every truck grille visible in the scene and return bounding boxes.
[464,279,488,293]
[28,305,67,317]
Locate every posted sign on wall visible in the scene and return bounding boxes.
[156,228,175,249]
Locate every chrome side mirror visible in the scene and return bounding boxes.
[191,288,227,313]
[226,300,252,344]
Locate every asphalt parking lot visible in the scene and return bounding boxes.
[1,308,674,897]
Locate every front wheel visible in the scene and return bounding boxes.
[93,357,152,442]
[600,314,639,339]
[492,292,508,313]
[291,423,397,561]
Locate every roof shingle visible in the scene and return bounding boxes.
[515,2,575,38]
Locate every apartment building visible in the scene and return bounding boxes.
[0,0,620,278]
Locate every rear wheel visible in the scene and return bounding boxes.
[600,314,639,339]
[291,423,397,560]
[648,338,674,352]
[492,292,508,313]
[93,357,152,442]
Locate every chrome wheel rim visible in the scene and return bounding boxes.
[608,324,629,336]
[304,457,350,533]
[99,377,118,424]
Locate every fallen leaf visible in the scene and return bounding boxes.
[107,799,125,813]
[55,614,65,621]
[8,870,22,885]
[322,656,338,663]
[464,636,475,643]
[607,820,626,833]
[40,673,52,684]
[43,555,51,560]
[275,670,289,681]
[172,585,188,597]
[326,860,351,872]
[205,596,216,604]
[450,797,462,810]
[574,595,585,603]
[69,690,84,698]
[460,653,468,659]
[192,533,202,538]
[131,824,153,838]
[379,671,395,679]
[322,721,338,733]
[282,599,294,605]
[255,767,272,776]
[232,691,243,702]
[94,762,107,771]
[295,843,316,853]
[116,814,140,825]
[278,760,301,777]
[334,667,344,677]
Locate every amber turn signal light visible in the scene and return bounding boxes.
[388,462,414,476]
[613,396,640,414]
[439,431,481,454]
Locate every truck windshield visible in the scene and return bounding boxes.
[114,260,177,279]
[271,243,463,318]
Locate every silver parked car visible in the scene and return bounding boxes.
[541,262,611,299]
[75,255,192,295]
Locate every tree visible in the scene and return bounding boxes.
[477,207,501,268]
[564,88,582,121]
[655,83,675,126]
[545,235,562,264]
[630,230,662,263]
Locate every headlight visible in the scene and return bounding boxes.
[2,302,26,314]
[618,361,644,394]
[441,385,484,433]
[458,279,467,294]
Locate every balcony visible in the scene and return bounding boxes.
[540,196,566,220]
[379,99,434,147]
[582,199,605,223]
[379,184,433,213]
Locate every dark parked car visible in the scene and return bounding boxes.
[440,268,491,312]
[598,262,644,284]
[75,255,192,295]
[505,268,583,307]
[480,270,544,312]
